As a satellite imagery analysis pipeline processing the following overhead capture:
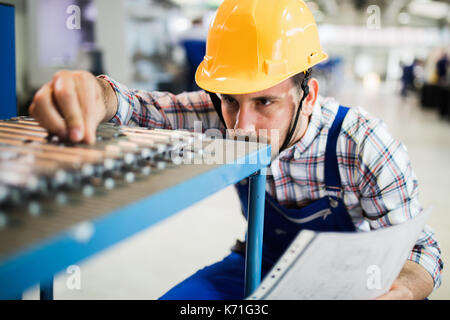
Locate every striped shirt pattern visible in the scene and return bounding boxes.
[99,75,443,290]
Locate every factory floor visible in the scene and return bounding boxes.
[23,81,450,300]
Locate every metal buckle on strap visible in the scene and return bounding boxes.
[325,186,343,206]
[325,186,342,192]
[328,197,340,209]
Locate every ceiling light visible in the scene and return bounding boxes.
[398,12,411,25]
[408,0,449,20]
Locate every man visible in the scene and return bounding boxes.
[177,16,208,91]
[29,0,442,300]
[437,53,449,85]
[401,59,418,97]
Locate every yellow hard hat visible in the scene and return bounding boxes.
[195,0,328,95]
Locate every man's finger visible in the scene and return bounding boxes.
[74,73,103,145]
[29,84,67,138]
[52,72,85,142]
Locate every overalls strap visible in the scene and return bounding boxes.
[325,106,350,194]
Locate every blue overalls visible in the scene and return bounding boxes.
[160,106,356,300]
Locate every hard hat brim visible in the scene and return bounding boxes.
[195,52,328,95]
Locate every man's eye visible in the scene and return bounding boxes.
[258,99,272,106]
[223,96,236,104]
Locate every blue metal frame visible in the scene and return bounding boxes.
[0,3,17,120]
[40,277,53,300]
[0,144,271,300]
[245,169,267,297]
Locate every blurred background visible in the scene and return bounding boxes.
[2,0,450,300]
[5,0,450,114]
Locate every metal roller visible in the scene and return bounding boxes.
[0,118,208,224]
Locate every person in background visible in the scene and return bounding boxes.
[178,17,207,91]
[436,53,449,85]
[401,59,418,97]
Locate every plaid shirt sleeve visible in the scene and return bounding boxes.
[346,107,443,290]
[97,75,224,133]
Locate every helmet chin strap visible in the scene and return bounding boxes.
[279,72,311,152]
[207,91,227,128]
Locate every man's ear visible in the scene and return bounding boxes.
[301,78,319,116]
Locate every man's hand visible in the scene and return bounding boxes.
[29,70,117,145]
[376,260,434,300]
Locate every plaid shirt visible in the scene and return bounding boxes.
[99,75,443,290]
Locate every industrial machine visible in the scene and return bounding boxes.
[0,118,271,299]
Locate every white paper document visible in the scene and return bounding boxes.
[248,208,432,300]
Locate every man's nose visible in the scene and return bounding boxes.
[234,105,257,132]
